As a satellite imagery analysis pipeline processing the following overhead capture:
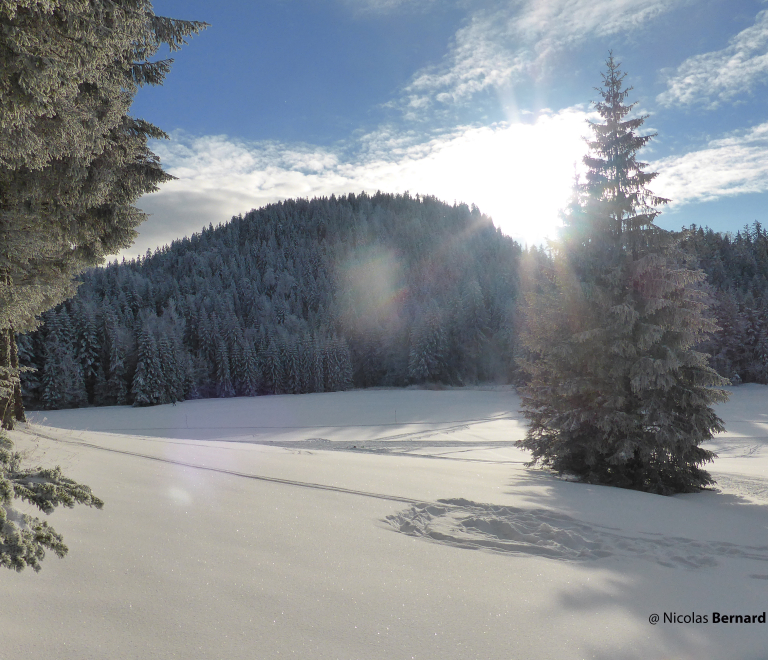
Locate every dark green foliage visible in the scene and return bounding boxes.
[0,429,103,572]
[262,339,283,395]
[517,56,729,495]
[311,337,325,393]
[284,339,302,395]
[331,335,354,391]
[235,337,261,396]
[105,310,130,406]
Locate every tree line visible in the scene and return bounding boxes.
[17,193,768,416]
[18,192,521,409]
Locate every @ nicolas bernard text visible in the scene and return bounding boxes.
[662,612,766,624]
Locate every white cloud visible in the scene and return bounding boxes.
[340,0,438,15]
[657,9,768,107]
[130,113,768,261]
[129,107,591,259]
[653,122,768,204]
[397,0,684,116]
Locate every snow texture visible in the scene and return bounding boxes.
[386,498,768,568]
[3,385,768,659]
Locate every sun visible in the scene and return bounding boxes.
[376,107,590,248]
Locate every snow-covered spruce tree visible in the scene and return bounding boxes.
[297,337,312,394]
[214,338,235,398]
[335,336,354,391]
[40,308,87,409]
[157,335,182,403]
[131,324,163,406]
[262,338,283,394]
[517,55,729,495]
[284,338,301,394]
[311,336,325,393]
[236,337,261,396]
[105,311,129,405]
[408,305,448,384]
[72,300,101,403]
[0,1,207,428]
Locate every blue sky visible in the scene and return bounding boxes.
[127,0,768,257]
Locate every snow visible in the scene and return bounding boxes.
[3,385,768,659]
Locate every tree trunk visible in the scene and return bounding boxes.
[10,327,25,424]
[0,326,25,430]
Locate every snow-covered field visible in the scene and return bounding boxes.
[3,385,768,659]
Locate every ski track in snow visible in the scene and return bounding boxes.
[269,434,525,462]
[385,498,768,569]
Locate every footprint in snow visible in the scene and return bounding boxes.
[385,498,768,569]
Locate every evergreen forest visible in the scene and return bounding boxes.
[681,223,768,384]
[15,193,768,411]
[18,192,522,409]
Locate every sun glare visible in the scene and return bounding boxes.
[385,108,590,248]
[132,108,591,260]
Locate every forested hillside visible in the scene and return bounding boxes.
[18,192,522,409]
[16,192,768,412]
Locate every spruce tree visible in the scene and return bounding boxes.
[157,335,181,403]
[214,338,235,398]
[15,331,40,406]
[40,315,68,410]
[0,1,207,427]
[92,363,111,407]
[262,339,283,394]
[238,338,261,396]
[311,336,325,393]
[407,323,431,383]
[297,337,311,394]
[72,301,100,403]
[517,55,729,495]
[323,338,340,392]
[335,336,354,391]
[408,306,448,384]
[284,339,301,394]
[105,319,129,406]
[131,325,163,406]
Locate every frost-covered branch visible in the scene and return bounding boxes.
[0,430,102,572]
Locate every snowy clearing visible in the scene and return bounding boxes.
[3,385,768,659]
